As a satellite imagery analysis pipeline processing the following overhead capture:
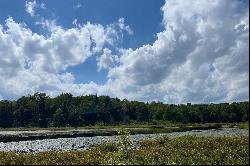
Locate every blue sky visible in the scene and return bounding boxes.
[0,0,164,85]
[0,0,249,103]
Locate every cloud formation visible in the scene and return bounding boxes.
[1,0,249,104]
[25,0,45,17]
[97,48,119,71]
[100,0,249,103]
[0,17,130,99]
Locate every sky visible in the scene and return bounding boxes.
[0,0,249,104]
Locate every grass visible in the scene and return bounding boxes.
[0,136,248,165]
[239,121,249,130]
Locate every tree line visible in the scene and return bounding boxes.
[0,93,248,128]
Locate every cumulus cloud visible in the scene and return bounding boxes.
[25,0,46,17]
[104,18,133,45]
[97,48,119,71]
[1,0,249,104]
[0,17,130,99]
[100,0,249,103]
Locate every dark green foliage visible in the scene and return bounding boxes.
[0,92,249,128]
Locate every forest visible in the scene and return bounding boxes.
[0,93,249,128]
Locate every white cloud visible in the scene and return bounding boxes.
[72,19,79,27]
[25,1,36,17]
[99,0,249,103]
[118,18,133,35]
[0,17,130,99]
[25,0,46,17]
[97,48,119,71]
[104,18,133,45]
[1,0,249,104]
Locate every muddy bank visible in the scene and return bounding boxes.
[0,124,223,142]
[0,129,118,142]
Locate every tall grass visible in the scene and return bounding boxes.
[239,121,249,130]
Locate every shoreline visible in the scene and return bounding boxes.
[0,123,226,142]
[0,128,248,153]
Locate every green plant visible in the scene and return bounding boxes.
[117,128,132,165]
[0,136,249,165]
[239,121,249,130]
[92,142,117,152]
